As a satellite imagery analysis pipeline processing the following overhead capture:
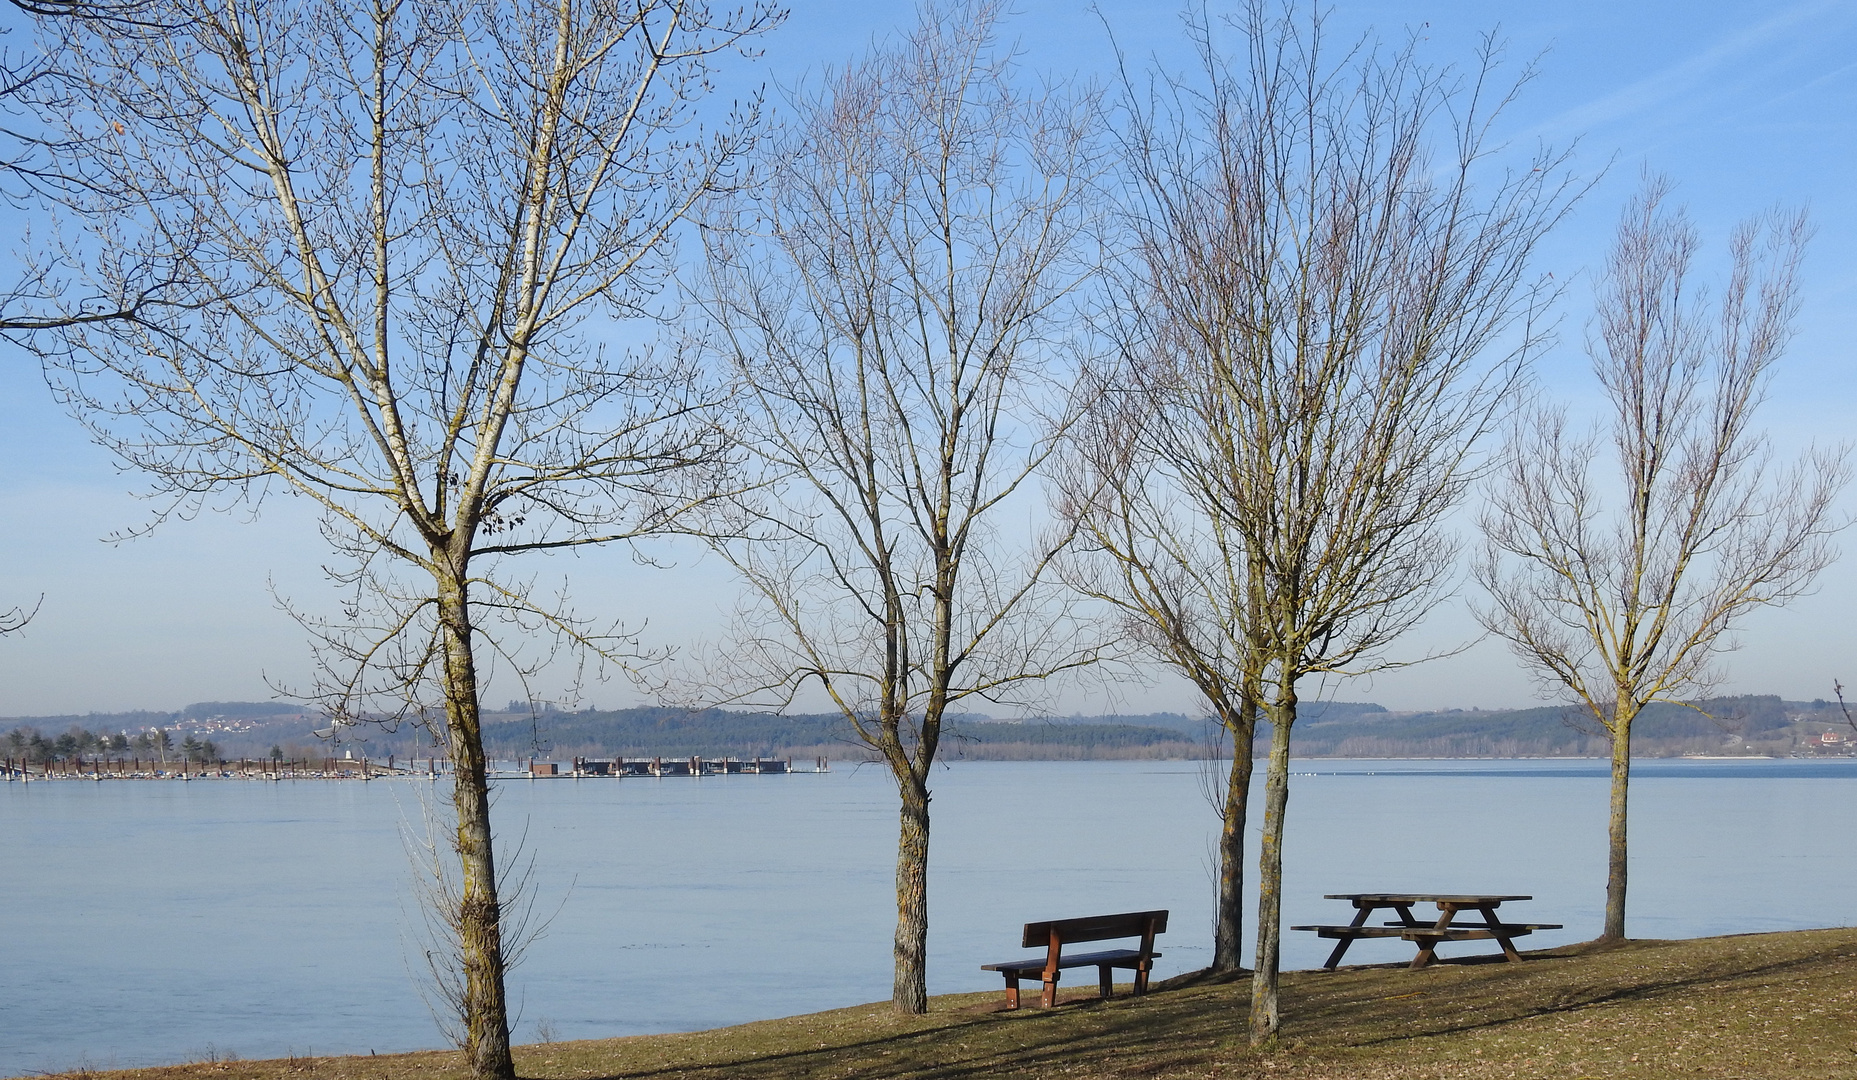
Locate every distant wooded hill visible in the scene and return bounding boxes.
[8,693,1850,761]
[469,707,1207,761]
[1273,695,1821,757]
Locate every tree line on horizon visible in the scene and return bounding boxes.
[2,724,223,768]
[456,695,1857,761]
[0,0,1847,1071]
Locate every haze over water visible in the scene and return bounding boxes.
[4,758,1854,1076]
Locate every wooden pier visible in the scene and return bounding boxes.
[537,755,829,777]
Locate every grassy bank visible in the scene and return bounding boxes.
[27,928,1857,1080]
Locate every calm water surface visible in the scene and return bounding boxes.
[3,757,1854,1075]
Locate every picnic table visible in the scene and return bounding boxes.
[1292,893,1560,970]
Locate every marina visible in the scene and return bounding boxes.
[542,755,827,776]
[2,754,831,781]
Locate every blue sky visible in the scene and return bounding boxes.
[2,0,1854,717]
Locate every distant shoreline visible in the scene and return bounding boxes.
[12,751,1850,784]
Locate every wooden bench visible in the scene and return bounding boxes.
[981,910,1167,1009]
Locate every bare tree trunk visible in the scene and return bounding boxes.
[1213,697,1257,972]
[1603,698,1634,943]
[439,575,513,1080]
[893,771,931,1014]
[1250,690,1295,1044]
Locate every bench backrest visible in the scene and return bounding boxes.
[1021,909,1168,949]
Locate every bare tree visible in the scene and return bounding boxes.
[11,2,779,1076]
[1055,365,1264,977]
[694,0,1099,1014]
[1082,2,1578,1042]
[1478,177,1844,944]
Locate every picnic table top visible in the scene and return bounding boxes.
[1325,893,1533,905]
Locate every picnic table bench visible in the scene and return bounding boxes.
[1292,893,1561,970]
[981,909,1167,1009]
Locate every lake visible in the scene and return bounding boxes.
[3,757,1854,1076]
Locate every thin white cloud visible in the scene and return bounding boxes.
[1520,0,1856,144]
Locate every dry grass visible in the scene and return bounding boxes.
[27,929,1857,1080]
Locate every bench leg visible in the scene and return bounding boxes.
[1411,906,1458,969]
[1041,971,1060,1008]
[1481,905,1523,961]
[1411,935,1455,972]
[1099,964,1114,999]
[1002,973,1021,1010]
[1325,903,1378,970]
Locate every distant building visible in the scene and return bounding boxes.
[1803,729,1852,753]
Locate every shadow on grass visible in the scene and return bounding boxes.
[561,988,1254,1080]
[1292,935,1857,1050]
[554,934,1857,1079]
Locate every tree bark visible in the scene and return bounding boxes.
[893,771,931,1013]
[439,573,514,1080]
[1250,689,1295,1044]
[1213,698,1257,973]
[1603,698,1635,942]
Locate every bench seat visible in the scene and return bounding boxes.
[1291,922,1561,941]
[982,946,1158,975]
[1388,922,1562,938]
[1291,921,1563,969]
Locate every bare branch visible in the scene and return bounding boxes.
[0,592,41,634]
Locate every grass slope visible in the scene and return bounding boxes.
[32,928,1857,1080]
